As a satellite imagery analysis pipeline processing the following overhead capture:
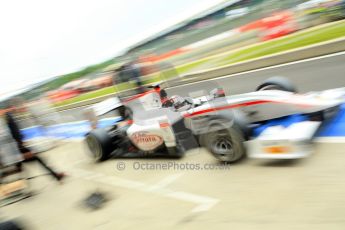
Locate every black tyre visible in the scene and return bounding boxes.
[85,129,113,162]
[200,121,246,163]
[256,77,297,93]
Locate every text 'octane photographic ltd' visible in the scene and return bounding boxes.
[116,161,231,171]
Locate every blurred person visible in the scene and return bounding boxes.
[83,109,98,130]
[0,118,23,172]
[4,98,65,182]
[26,97,63,152]
[115,60,145,92]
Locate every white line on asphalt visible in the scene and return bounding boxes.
[164,191,219,213]
[169,51,345,89]
[146,173,183,191]
[71,168,218,213]
[315,137,345,143]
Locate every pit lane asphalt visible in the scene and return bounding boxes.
[57,52,345,122]
[165,52,345,97]
[2,141,345,229]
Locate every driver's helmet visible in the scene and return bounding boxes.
[170,95,186,109]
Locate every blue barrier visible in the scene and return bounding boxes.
[22,117,122,140]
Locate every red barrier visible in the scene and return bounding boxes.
[238,11,297,41]
[47,89,81,103]
[142,48,188,63]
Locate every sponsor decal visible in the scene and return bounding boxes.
[130,132,163,151]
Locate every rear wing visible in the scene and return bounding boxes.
[84,97,123,130]
[90,97,122,116]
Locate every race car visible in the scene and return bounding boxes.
[84,77,344,163]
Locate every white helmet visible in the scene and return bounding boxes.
[170,95,186,109]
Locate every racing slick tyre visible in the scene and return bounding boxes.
[256,77,297,93]
[85,128,113,162]
[200,121,246,163]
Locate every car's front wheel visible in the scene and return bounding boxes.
[85,128,113,162]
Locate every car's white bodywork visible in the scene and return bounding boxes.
[182,90,342,122]
[89,87,345,160]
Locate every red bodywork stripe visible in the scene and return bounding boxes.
[183,100,270,118]
[123,89,159,103]
[183,99,312,118]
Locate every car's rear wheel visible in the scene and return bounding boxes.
[85,129,113,162]
[201,122,246,163]
[257,77,297,93]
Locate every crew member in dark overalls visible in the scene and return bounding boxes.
[4,99,65,182]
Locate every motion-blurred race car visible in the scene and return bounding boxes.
[85,77,343,163]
